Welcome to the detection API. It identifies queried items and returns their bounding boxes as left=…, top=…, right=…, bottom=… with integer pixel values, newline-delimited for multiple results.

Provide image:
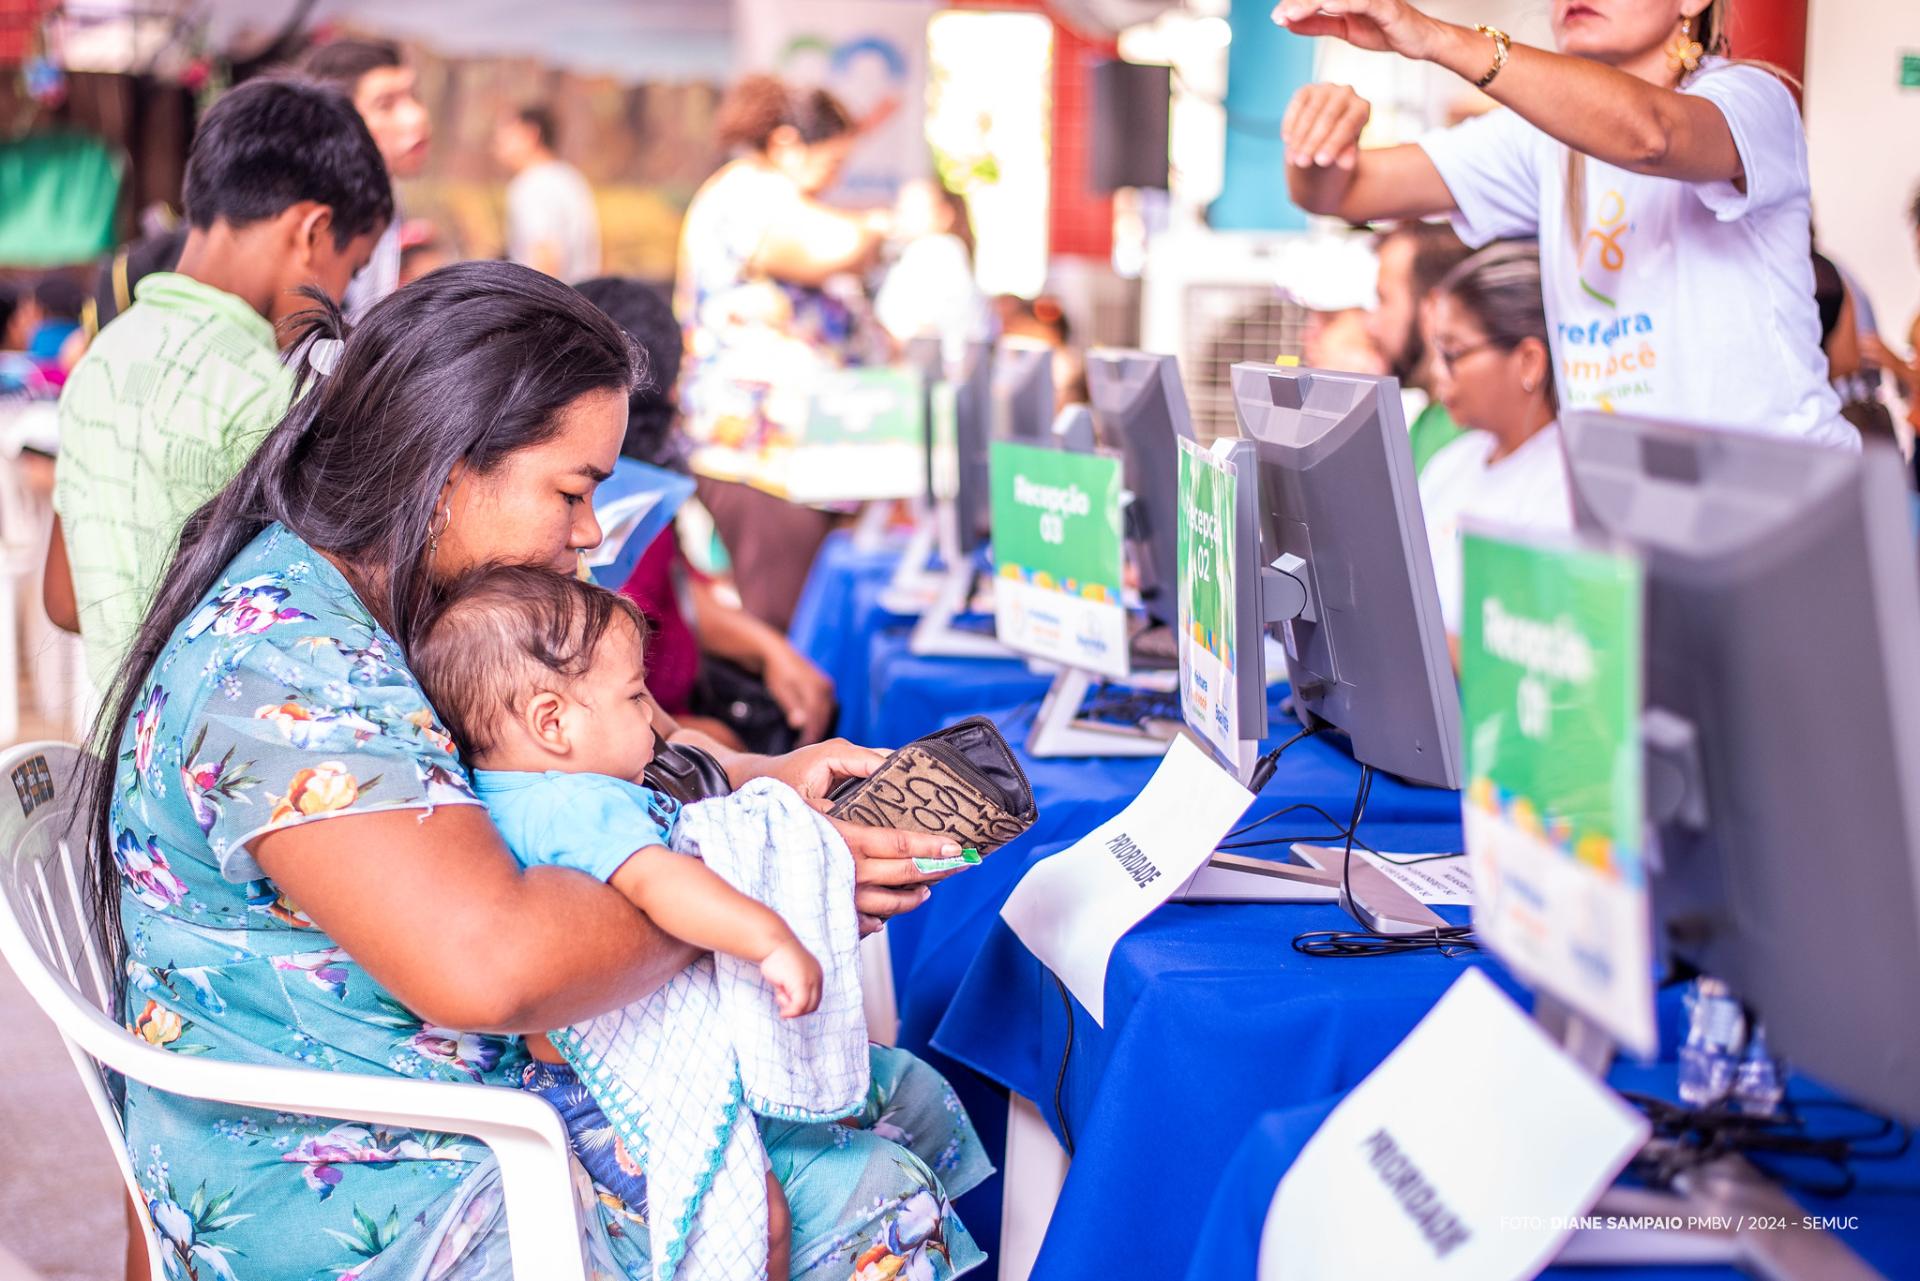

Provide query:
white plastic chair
left=0, top=741, right=593, bottom=1280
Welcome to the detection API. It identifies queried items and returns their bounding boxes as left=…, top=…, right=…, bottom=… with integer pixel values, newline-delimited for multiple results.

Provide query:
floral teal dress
left=115, top=523, right=992, bottom=1280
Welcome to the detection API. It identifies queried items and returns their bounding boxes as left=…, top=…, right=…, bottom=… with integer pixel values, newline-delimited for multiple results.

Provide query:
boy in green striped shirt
left=49, top=77, right=392, bottom=684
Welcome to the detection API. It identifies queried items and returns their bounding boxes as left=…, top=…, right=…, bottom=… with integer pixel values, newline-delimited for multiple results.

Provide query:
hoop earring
left=1667, top=16, right=1703, bottom=75
left=428, top=505, right=452, bottom=555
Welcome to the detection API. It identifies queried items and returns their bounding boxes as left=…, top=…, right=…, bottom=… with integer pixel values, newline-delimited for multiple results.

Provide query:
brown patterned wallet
left=826, top=716, right=1038, bottom=853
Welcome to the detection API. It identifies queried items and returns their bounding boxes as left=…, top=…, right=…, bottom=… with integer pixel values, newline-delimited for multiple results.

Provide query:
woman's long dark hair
left=78, top=260, right=640, bottom=972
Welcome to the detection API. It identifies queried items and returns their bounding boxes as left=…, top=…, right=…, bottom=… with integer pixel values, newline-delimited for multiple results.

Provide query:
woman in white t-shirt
left=1274, top=0, right=1853, bottom=448
left=1416, top=242, right=1573, bottom=638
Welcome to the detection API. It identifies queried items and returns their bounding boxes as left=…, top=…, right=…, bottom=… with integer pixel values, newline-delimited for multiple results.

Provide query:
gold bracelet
left=1473, top=23, right=1511, bottom=89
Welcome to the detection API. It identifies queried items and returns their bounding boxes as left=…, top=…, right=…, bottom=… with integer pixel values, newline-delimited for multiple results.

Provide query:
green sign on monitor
left=1459, top=526, right=1656, bottom=1057
left=989, top=440, right=1128, bottom=677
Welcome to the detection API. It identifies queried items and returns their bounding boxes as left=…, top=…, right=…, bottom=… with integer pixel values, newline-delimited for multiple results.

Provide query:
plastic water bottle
left=1732, top=1022, right=1786, bottom=1117
left=1678, top=977, right=1745, bottom=1107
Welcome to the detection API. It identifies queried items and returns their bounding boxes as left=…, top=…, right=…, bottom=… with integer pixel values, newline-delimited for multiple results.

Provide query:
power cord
left=1051, top=971, right=1077, bottom=1158
left=1620, top=1092, right=1913, bottom=1199
left=1291, top=765, right=1482, bottom=958
left=1041, top=721, right=1324, bottom=1154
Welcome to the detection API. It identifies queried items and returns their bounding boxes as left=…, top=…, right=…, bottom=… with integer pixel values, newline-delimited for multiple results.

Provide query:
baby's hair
left=414, top=565, right=649, bottom=758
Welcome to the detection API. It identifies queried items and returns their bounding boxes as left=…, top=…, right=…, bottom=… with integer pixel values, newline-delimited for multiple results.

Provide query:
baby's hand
left=761, top=937, right=823, bottom=1018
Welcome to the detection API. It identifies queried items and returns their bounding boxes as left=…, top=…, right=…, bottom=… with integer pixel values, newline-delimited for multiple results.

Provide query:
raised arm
left=251, top=805, right=698, bottom=1034
left=751, top=197, right=890, bottom=288
left=1277, top=0, right=1744, bottom=219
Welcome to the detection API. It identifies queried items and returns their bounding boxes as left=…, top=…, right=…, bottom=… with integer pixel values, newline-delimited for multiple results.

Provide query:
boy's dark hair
left=414, top=564, right=650, bottom=757
left=1910, top=185, right=1920, bottom=233
left=294, top=37, right=403, bottom=93
left=517, top=105, right=558, bottom=151
left=183, top=77, right=393, bottom=248
left=575, top=276, right=684, bottom=468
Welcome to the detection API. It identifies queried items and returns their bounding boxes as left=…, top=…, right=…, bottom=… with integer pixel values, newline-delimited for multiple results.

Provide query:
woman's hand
left=746, top=736, right=883, bottom=801
left=762, top=642, right=837, bottom=744
left=1282, top=83, right=1371, bottom=172
left=1271, top=0, right=1442, bottom=59
left=826, top=816, right=970, bottom=935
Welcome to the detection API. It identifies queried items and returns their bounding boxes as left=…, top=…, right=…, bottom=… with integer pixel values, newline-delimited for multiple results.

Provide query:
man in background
left=296, top=36, right=431, bottom=317
left=1369, top=222, right=1474, bottom=476
left=494, top=104, right=602, bottom=283
left=48, top=77, right=391, bottom=681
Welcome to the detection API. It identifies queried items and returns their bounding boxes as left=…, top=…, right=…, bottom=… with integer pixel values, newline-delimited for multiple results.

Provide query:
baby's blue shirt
left=471, top=769, right=683, bottom=883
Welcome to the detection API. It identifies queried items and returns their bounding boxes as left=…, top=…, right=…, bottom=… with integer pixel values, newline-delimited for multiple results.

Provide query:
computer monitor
left=1565, top=411, right=1920, bottom=1124
left=992, top=338, right=1054, bottom=443
left=1227, top=362, right=1463, bottom=791
left=951, top=340, right=994, bottom=554
left=1086, top=350, right=1197, bottom=630
left=905, top=336, right=944, bottom=504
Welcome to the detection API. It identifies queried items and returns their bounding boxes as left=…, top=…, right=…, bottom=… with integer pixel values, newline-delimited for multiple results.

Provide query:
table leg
left=1000, top=1093, right=1069, bottom=1281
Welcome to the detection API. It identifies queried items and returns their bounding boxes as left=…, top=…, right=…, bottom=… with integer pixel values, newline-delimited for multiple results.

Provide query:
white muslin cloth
left=549, top=778, right=869, bottom=1281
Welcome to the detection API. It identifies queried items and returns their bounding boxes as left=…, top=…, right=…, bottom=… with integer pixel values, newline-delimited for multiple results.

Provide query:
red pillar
left=1723, top=0, right=1809, bottom=95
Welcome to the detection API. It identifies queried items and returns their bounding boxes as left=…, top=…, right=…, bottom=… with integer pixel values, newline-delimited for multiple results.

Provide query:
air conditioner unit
left=1140, top=230, right=1312, bottom=441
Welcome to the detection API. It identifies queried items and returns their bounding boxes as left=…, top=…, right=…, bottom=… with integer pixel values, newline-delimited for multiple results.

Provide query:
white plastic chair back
left=0, top=741, right=592, bottom=1279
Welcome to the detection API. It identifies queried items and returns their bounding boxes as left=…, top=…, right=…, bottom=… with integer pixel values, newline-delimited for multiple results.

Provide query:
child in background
left=412, top=564, right=828, bottom=1279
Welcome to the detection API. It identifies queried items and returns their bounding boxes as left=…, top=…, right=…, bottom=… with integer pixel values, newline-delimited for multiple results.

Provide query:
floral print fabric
left=114, top=523, right=991, bottom=1280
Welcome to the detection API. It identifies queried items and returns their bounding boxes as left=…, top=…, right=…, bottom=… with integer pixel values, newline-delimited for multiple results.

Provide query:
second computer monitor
left=1566, top=412, right=1920, bottom=1123
left=951, top=340, right=995, bottom=554
left=1229, top=362, right=1463, bottom=790
left=1086, top=350, right=1196, bottom=630
left=992, top=338, right=1055, bottom=444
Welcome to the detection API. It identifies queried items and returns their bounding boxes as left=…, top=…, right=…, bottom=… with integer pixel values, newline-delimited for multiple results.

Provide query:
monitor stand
left=1026, top=667, right=1180, bottom=759
left=909, top=561, right=1012, bottom=659
left=1539, top=1001, right=1878, bottom=1280
left=848, top=499, right=897, bottom=554
left=1171, top=843, right=1449, bottom=936
left=878, top=505, right=945, bottom=616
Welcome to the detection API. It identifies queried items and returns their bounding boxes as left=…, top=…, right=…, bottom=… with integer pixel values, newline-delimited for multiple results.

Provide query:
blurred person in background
left=17, top=276, right=87, bottom=370
left=994, top=292, right=1086, bottom=408
left=874, top=178, right=991, bottom=360
left=46, top=76, right=391, bottom=682
left=397, top=218, right=454, bottom=285
left=1278, top=0, right=1855, bottom=449
left=296, top=36, right=432, bottom=318
left=1416, top=242, right=1570, bottom=644
left=88, top=226, right=190, bottom=337
left=1863, top=188, right=1920, bottom=440
left=677, top=73, right=889, bottom=630
left=1371, top=221, right=1474, bottom=473
left=495, top=104, right=602, bottom=284
left=577, top=275, right=838, bottom=751
left=1811, top=244, right=1897, bottom=441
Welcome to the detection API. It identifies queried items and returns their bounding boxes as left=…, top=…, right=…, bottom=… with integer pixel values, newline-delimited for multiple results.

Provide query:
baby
left=413, top=564, right=821, bottom=1278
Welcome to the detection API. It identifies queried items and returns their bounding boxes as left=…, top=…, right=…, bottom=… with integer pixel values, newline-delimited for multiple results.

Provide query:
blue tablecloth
left=930, top=824, right=1505, bottom=1281
left=1189, top=1064, right=1920, bottom=1280
left=786, top=531, right=914, bottom=745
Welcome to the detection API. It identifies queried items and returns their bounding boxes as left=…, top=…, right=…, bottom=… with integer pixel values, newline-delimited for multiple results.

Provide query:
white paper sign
left=1000, top=734, right=1253, bottom=1024
left=1258, top=970, right=1649, bottom=1281
left=1291, top=845, right=1474, bottom=906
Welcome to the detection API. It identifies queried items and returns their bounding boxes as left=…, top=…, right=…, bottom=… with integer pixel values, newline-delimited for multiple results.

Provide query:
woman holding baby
left=82, top=261, right=990, bottom=1280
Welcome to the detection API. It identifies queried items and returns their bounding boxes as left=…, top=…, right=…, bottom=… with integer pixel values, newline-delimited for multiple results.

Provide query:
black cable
left=1051, top=970, right=1077, bottom=1158
left=1291, top=765, right=1483, bottom=958
left=1247, top=723, right=1322, bottom=792
left=1619, top=1092, right=1913, bottom=1199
